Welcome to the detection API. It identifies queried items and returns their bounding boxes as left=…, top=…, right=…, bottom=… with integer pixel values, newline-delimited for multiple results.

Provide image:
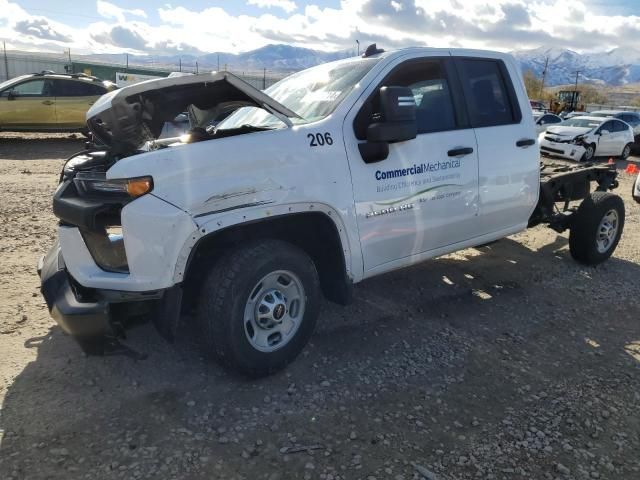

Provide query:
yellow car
left=0, top=71, right=116, bottom=133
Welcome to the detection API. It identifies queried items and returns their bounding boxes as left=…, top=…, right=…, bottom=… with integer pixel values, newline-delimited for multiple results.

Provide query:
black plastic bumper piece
left=52, top=180, right=123, bottom=231
left=39, top=241, right=111, bottom=337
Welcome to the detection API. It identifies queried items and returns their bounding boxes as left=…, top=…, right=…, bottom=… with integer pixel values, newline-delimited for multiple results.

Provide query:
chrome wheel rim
left=243, top=270, right=305, bottom=352
left=622, top=145, right=630, bottom=158
left=596, top=209, right=619, bottom=254
left=585, top=146, right=594, bottom=160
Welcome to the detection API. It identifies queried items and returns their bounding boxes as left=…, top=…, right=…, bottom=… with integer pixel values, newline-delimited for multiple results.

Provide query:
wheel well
left=182, top=212, right=353, bottom=308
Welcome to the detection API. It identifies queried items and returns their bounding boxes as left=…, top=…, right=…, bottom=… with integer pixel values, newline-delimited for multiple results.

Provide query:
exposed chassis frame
left=528, top=161, right=619, bottom=232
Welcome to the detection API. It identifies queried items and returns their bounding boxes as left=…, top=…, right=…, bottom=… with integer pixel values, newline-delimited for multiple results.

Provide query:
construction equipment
left=550, top=90, right=584, bottom=116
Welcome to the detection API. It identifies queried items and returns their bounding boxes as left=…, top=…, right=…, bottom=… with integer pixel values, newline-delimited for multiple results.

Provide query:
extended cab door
left=0, top=79, right=56, bottom=128
left=344, top=56, right=480, bottom=273
left=452, top=53, right=539, bottom=236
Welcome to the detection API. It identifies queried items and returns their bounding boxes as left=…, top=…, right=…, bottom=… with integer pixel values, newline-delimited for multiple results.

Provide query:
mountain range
left=80, top=44, right=640, bottom=87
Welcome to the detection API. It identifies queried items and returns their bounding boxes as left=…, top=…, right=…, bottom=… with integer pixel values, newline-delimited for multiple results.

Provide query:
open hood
left=86, top=72, right=299, bottom=154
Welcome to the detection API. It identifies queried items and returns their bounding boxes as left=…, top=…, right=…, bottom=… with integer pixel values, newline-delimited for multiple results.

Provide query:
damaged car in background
left=539, top=116, right=634, bottom=162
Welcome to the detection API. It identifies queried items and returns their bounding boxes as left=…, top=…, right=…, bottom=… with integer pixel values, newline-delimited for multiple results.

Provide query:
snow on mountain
left=512, top=46, right=640, bottom=86
left=82, top=43, right=640, bottom=87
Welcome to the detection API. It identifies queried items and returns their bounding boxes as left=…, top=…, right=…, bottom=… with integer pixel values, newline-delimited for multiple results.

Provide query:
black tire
left=569, top=192, right=624, bottom=265
left=620, top=143, right=632, bottom=160
left=197, top=239, right=320, bottom=377
left=580, top=143, right=596, bottom=162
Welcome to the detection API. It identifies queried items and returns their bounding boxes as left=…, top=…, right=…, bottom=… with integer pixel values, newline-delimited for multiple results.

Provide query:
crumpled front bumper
left=38, top=240, right=111, bottom=338
left=539, top=138, right=585, bottom=161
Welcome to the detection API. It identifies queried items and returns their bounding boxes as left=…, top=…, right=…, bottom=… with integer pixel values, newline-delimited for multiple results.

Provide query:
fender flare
left=172, top=202, right=359, bottom=284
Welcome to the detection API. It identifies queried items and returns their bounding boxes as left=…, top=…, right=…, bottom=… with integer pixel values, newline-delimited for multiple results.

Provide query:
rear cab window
left=454, top=58, right=522, bottom=128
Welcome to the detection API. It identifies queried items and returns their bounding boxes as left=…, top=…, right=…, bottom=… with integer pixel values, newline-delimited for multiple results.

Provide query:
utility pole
left=196, top=61, right=199, bottom=74
left=3, top=41, right=9, bottom=81
left=67, top=48, right=72, bottom=73
left=125, top=53, right=129, bottom=71
left=573, top=70, right=581, bottom=110
left=263, top=67, right=266, bottom=90
left=217, top=54, right=220, bottom=72
left=538, top=56, right=548, bottom=100
left=356, top=39, right=360, bottom=56
left=179, top=58, right=182, bottom=72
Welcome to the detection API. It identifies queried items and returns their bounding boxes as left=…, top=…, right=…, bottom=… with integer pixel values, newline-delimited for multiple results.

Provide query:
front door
left=596, top=120, right=616, bottom=156
left=344, top=58, right=480, bottom=273
left=0, top=79, right=56, bottom=128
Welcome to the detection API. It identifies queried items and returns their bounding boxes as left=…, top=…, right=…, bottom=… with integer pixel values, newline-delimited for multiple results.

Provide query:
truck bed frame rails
left=528, top=161, right=619, bottom=232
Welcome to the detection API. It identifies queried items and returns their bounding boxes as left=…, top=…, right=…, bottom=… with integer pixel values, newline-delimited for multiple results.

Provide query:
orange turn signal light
left=126, top=176, right=153, bottom=197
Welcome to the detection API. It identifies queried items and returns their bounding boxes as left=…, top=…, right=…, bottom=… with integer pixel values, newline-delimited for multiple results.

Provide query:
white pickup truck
left=39, top=45, right=625, bottom=376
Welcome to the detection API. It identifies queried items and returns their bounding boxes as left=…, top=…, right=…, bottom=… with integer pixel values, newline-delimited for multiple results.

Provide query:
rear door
left=344, top=55, right=480, bottom=273
left=0, top=79, right=56, bottom=128
left=52, top=79, right=106, bottom=128
left=453, top=53, right=539, bottom=236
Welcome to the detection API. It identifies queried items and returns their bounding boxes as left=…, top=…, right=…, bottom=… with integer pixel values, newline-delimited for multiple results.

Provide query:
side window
left=54, top=79, right=106, bottom=97
left=353, top=59, right=457, bottom=139
left=5, top=80, right=48, bottom=97
left=539, top=114, right=560, bottom=125
left=612, top=120, right=628, bottom=132
left=456, top=58, right=520, bottom=128
left=599, top=121, right=614, bottom=133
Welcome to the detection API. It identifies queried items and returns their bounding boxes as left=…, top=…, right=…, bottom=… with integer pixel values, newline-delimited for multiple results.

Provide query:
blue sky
left=2, top=1, right=640, bottom=55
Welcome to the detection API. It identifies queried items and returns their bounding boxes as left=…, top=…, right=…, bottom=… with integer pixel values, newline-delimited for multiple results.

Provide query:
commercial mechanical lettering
left=375, top=159, right=461, bottom=181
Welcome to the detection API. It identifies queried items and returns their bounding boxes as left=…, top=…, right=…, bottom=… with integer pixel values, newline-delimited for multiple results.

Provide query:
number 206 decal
left=308, top=132, right=333, bottom=147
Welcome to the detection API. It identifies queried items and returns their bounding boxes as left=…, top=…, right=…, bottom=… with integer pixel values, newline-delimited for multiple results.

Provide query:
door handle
left=516, top=138, right=536, bottom=147
left=42, top=100, right=54, bottom=105
left=447, top=147, right=474, bottom=157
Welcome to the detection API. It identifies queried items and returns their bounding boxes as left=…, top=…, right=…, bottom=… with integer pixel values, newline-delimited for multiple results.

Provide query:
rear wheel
left=197, top=239, right=320, bottom=377
left=569, top=192, right=624, bottom=265
left=620, top=143, right=632, bottom=160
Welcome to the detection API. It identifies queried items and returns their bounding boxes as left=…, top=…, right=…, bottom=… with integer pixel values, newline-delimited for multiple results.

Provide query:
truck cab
left=39, top=47, right=621, bottom=376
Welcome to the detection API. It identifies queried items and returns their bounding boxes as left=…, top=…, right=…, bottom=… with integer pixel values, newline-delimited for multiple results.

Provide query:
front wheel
left=197, top=239, right=320, bottom=377
left=581, top=143, right=596, bottom=162
left=569, top=192, right=625, bottom=265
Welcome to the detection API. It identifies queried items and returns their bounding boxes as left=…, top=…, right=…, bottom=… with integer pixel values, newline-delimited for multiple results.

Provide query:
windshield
left=217, top=57, right=380, bottom=130
left=562, top=118, right=602, bottom=128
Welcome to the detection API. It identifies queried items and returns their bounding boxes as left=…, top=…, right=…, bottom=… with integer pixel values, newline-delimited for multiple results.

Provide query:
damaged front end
left=85, top=71, right=300, bottom=155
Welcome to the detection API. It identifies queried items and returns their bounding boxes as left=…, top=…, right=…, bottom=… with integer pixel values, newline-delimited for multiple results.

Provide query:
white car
left=539, top=116, right=634, bottom=161
left=533, top=112, right=562, bottom=134
left=634, top=172, right=640, bottom=203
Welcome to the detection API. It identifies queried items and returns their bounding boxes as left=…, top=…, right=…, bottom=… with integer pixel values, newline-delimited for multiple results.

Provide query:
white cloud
left=247, top=0, right=298, bottom=14
left=96, top=0, right=147, bottom=23
left=0, top=0, right=639, bottom=57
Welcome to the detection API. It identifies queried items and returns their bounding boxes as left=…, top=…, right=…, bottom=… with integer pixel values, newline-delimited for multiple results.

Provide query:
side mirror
left=7, top=90, right=16, bottom=100
left=359, top=86, right=417, bottom=164
left=367, top=86, right=417, bottom=143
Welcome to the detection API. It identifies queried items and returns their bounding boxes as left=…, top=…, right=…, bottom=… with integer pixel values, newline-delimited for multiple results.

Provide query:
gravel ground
left=0, top=133, right=639, bottom=480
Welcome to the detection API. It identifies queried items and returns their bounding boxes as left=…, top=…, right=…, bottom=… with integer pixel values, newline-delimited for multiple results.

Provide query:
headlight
left=73, top=172, right=153, bottom=199
left=571, top=135, right=585, bottom=145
